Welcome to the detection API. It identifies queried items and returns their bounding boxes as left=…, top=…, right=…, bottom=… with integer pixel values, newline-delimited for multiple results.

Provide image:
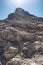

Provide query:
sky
left=0, top=0, right=43, bottom=20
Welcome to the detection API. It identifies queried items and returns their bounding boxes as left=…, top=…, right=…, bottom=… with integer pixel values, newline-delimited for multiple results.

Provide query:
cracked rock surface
left=0, top=8, right=43, bottom=65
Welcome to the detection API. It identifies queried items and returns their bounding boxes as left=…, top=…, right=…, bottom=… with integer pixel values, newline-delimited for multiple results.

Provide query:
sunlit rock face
left=15, top=8, right=30, bottom=17
left=0, top=8, right=43, bottom=65
left=15, top=8, right=25, bottom=16
left=6, top=58, right=42, bottom=65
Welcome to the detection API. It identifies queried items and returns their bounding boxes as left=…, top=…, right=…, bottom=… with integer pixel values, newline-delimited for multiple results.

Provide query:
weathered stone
left=22, top=42, right=35, bottom=58
left=6, top=58, right=42, bottom=65
left=6, top=58, right=22, bottom=65
left=3, top=47, right=18, bottom=60
left=0, top=8, right=43, bottom=65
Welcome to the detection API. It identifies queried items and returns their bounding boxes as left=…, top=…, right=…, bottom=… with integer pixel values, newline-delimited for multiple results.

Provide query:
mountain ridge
left=0, top=8, right=43, bottom=22
left=0, top=8, right=43, bottom=65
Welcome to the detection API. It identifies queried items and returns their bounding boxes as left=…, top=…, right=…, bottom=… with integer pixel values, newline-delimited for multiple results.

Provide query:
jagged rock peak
left=15, top=8, right=25, bottom=13
left=15, top=8, right=26, bottom=15
left=7, top=8, right=43, bottom=21
left=8, top=8, right=30, bottom=20
left=15, top=8, right=30, bottom=16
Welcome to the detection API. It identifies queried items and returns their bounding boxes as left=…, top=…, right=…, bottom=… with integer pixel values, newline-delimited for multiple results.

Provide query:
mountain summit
left=8, top=8, right=30, bottom=20
left=0, top=8, right=43, bottom=65
left=7, top=8, right=43, bottom=22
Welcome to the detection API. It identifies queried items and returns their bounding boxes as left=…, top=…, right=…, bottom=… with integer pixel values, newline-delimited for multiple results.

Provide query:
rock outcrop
left=0, top=8, right=43, bottom=65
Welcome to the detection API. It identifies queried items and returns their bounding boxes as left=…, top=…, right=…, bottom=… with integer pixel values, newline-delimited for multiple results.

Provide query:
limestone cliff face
left=0, top=8, right=43, bottom=65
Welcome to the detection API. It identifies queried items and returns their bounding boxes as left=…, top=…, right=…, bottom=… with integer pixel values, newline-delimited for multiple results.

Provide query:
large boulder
left=34, top=41, right=43, bottom=54
left=1, top=27, right=36, bottom=42
left=3, top=47, right=18, bottom=60
left=1, top=28, right=22, bottom=42
left=21, top=42, right=35, bottom=58
left=32, top=54, right=43, bottom=65
left=36, top=35, right=43, bottom=42
left=6, top=58, right=22, bottom=65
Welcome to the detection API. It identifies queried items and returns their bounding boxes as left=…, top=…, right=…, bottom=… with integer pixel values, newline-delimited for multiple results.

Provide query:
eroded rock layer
left=0, top=8, right=43, bottom=65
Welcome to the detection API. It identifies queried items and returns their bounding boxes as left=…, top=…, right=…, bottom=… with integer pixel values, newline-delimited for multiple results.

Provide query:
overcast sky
left=0, top=0, right=43, bottom=20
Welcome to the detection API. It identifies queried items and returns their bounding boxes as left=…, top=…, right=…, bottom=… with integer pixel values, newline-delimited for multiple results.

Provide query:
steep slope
left=0, top=8, right=43, bottom=65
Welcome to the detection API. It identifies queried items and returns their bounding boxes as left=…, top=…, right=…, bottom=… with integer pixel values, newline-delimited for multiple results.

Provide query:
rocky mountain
left=0, top=8, right=43, bottom=65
